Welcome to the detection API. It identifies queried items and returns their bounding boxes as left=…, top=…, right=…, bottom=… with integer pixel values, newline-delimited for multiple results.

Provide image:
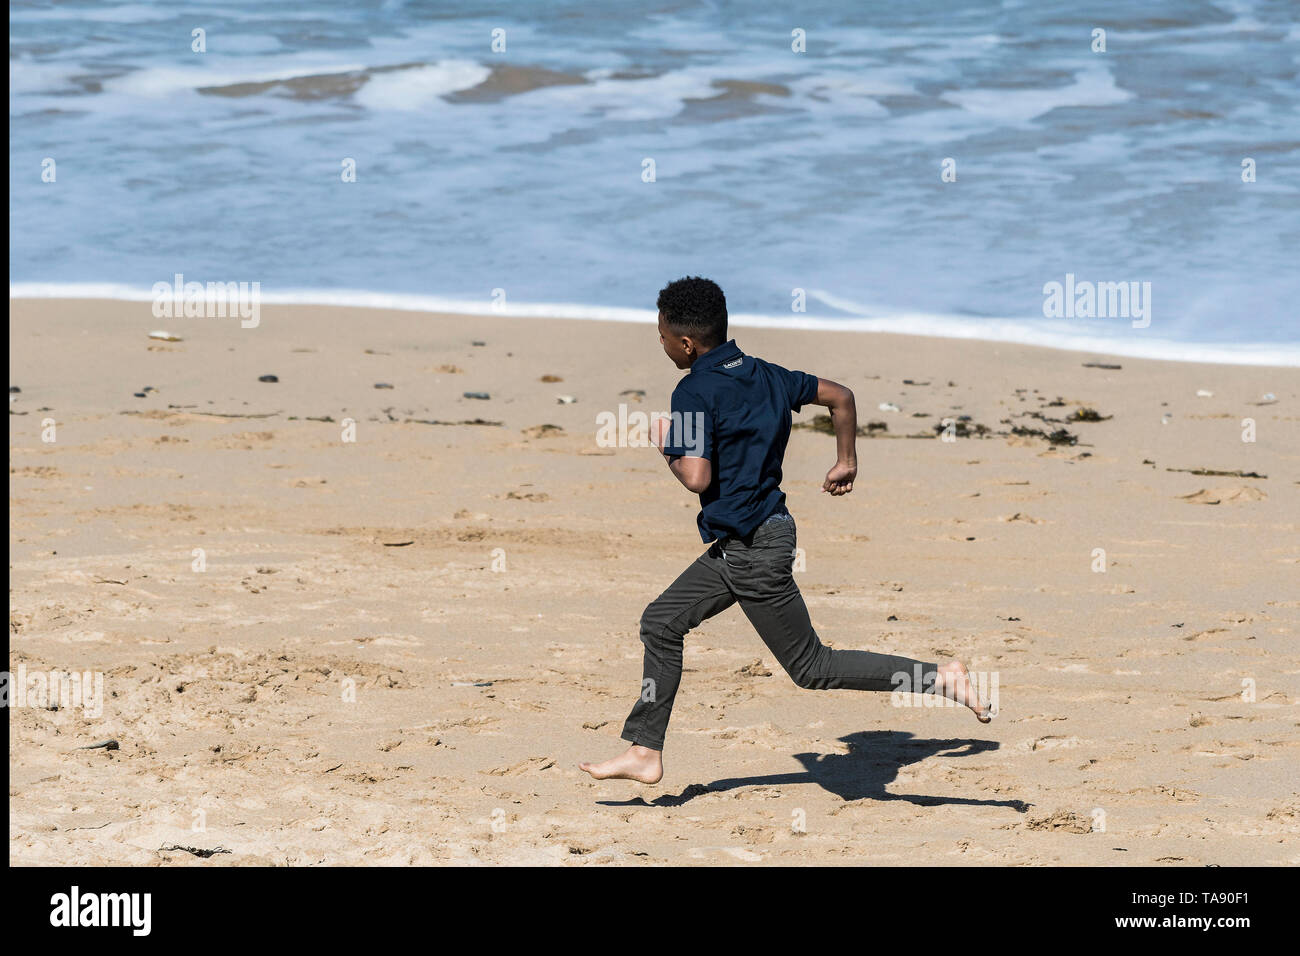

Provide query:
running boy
left=580, top=277, right=993, bottom=785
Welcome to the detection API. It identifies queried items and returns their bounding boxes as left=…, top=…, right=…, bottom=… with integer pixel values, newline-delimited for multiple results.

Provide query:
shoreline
left=10, top=289, right=1300, bottom=369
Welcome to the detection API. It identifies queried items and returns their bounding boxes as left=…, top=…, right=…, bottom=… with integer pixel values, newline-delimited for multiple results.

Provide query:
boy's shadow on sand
left=599, top=730, right=1028, bottom=812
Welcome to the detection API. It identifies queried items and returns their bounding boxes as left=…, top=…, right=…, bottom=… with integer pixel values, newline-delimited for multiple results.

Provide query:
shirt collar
left=690, top=339, right=742, bottom=373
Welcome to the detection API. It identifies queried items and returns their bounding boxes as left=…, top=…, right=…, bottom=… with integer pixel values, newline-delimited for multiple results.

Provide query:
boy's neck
left=688, top=340, right=721, bottom=368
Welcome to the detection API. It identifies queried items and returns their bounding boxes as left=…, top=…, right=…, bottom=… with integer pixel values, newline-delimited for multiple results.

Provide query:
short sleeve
left=784, top=368, right=819, bottom=412
left=662, top=382, right=713, bottom=460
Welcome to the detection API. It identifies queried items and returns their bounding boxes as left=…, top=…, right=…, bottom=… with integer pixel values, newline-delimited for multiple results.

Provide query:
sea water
left=9, top=0, right=1300, bottom=364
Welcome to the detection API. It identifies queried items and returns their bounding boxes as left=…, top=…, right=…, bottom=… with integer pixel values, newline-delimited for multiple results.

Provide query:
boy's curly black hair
left=657, top=276, right=728, bottom=348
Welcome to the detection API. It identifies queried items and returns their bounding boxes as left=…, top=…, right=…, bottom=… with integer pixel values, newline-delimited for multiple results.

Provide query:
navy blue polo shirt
left=661, top=339, right=819, bottom=543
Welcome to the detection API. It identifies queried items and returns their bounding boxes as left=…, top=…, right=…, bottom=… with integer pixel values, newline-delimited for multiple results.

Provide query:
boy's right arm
left=655, top=384, right=714, bottom=494
left=810, top=377, right=857, bottom=496
left=653, top=415, right=712, bottom=493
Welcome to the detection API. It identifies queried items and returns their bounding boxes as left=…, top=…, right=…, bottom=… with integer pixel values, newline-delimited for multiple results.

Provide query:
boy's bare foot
left=934, top=660, right=995, bottom=723
left=579, top=744, right=663, bottom=784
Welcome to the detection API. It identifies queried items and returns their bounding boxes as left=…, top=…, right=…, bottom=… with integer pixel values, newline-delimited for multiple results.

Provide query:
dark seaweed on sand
left=1011, top=425, right=1078, bottom=445
left=1166, top=467, right=1267, bottom=479
left=405, top=417, right=503, bottom=426
left=1069, top=407, right=1111, bottom=422
left=159, top=844, right=232, bottom=858
left=793, top=413, right=887, bottom=437
left=932, top=420, right=990, bottom=438
left=792, top=414, right=835, bottom=434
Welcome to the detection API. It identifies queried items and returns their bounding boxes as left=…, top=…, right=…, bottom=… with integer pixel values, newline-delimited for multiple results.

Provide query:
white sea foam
left=104, top=62, right=372, bottom=98
left=351, top=61, right=492, bottom=111
left=523, top=68, right=721, bottom=121
left=790, top=70, right=918, bottom=100
left=9, top=60, right=82, bottom=95
left=941, top=64, right=1133, bottom=123
left=12, top=283, right=1297, bottom=367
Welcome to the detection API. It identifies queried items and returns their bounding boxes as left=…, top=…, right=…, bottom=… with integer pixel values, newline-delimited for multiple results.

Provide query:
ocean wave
left=9, top=3, right=172, bottom=24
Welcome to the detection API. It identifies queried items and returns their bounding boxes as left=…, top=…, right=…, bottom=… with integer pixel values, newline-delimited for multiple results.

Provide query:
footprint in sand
left=482, top=756, right=555, bottom=776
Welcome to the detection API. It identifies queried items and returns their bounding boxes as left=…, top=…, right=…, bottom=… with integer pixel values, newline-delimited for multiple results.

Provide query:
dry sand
left=8, top=297, right=1299, bottom=865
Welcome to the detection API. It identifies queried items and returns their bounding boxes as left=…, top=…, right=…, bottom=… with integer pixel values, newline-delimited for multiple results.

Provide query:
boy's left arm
left=809, top=377, right=857, bottom=495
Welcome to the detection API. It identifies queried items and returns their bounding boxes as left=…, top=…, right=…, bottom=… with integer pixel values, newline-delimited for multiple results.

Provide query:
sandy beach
left=8, top=296, right=1298, bottom=866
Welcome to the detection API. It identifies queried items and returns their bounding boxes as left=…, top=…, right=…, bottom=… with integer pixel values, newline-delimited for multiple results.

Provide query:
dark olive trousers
left=621, top=512, right=939, bottom=750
